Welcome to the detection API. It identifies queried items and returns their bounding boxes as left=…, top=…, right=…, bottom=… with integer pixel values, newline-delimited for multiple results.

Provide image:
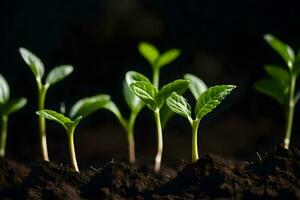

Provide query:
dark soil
left=1, top=145, right=300, bottom=199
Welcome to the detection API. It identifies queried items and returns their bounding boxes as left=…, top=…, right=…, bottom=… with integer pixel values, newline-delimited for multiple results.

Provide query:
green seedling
left=130, top=78, right=189, bottom=172
left=167, top=74, right=236, bottom=162
left=139, top=42, right=182, bottom=129
left=0, top=74, right=27, bottom=157
left=36, top=94, right=110, bottom=171
left=94, top=71, right=149, bottom=164
left=19, top=48, right=73, bottom=161
left=254, top=34, right=300, bottom=149
left=36, top=110, right=82, bottom=172
left=138, top=42, right=181, bottom=88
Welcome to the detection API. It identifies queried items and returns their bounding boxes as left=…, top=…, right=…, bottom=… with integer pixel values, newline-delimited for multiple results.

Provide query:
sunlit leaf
left=36, top=109, right=71, bottom=130
left=166, top=92, right=192, bottom=121
left=69, top=94, right=111, bottom=118
left=19, top=47, right=45, bottom=79
left=46, top=65, right=73, bottom=86
left=130, top=81, right=158, bottom=110
left=264, top=34, right=294, bottom=68
left=156, top=49, right=181, bottom=69
left=184, top=73, right=207, bottom=99
left=0, top=74, right=10, bottom=104
left=156, top=79, right=189, bottom=108
left=138, top=42, right=160, bottom=66
left=195, top=85, right=236, bottom=120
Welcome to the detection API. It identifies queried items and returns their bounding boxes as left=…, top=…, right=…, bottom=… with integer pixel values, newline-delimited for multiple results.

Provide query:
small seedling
left=36, top=110, right=82, bottom=172
left=37, top=94, right=109, bottom=171
left=95, top=71, right=149, bottom=164
left=167, top=74, right=236, bottom=162
left=130, top=77, right=189, bottom=172
left=19, top=47, right=73, bottom=161
left=0, top=74, right=27, bottom=157
left=139, top=42, right=182, bottom=128
left=254, top=34, right=300, bottom=149
left=138, top=42, right=181, bottom=88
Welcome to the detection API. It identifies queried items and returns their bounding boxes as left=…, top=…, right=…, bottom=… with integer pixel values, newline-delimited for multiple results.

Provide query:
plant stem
left=68, top=128, right=79, bottom=172
left=154, top=109, right=163, bottom=173
left=127, top=112, right=137, bottom=164
left=38, top=84, right=49, bottom=161
left=284, top=74, right=296, bottom=149
left=0, top=115, right=8, bottom=157
left=191, top=119, right=200, bottom=163
left=152, top=68, right=160, bottom=88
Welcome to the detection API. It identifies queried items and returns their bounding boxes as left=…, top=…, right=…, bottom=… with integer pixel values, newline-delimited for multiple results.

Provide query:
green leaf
left=254, top=79, right=286, bottom=105
left=166, top=92, right=192, bottom=121
left=130, top=81, right=158, bottom=110
left=103, top=101, right=124, bottom=123
left=138, top=42, right=160, bottom=66
left=264, top=34, right=295, bottom=68
left=156, top=49, right=181, bottom=69
left=122, top=81, right=140, bottom=111
left=46, top=65, right=74, bottom=86
left=125, top=71, right=150, bottom=85
left=160, top=104, right=173, bottom=129
left=0, top=74, right=10, bottom=104
left=2, top=98, right=27, bottom=115
left=195, top=85, right=236, bottom=120
left=36, top=109, right=72, bottom=130
left=69, top=94, right=111, bottom=118
left=184, top=73, right=207, bottom=99
left=264, top=65, right=289, bottom=84
left=156, top=79, right=189, bottom=108
left=19, top=47, right=45, bottom=79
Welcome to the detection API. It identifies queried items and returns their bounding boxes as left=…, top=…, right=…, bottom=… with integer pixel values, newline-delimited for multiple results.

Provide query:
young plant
left=36, top=94, right=110, bottom=171
left=138, top=42, right=181, bottom=88
left=19, top=48, right=73, bottom=161
left=0, top=74, right=27, bottom=157
left=130, top=78, right=189, bottom=172
left=254, top=34, right=300, bottom=149
left=167, top=74, right=236, bottom=162
left=94, top=71, right=149, bottom=164
left=36, top=110, right=82, bottom=172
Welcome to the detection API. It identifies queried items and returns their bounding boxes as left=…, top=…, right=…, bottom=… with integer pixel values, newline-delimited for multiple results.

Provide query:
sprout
left=254, top=34, right=300, bottom=149
left=19, top=47, right=73, bottom=161
left=0, top=74, right=27, bottom=157
left=167, top=74, right=236, bottom=162
left=36, top=94, right=110, bottom=171
left=130, top=77, right=189, bottom=172
left=36, top=110, right=82, bottom=172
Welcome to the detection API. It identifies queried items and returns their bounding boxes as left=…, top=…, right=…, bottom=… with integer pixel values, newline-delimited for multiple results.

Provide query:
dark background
left=1, top=0, right=300, bottom=169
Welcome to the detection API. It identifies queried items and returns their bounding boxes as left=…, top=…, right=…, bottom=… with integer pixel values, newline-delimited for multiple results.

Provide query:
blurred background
left=1, top=0, right=300, bottom=169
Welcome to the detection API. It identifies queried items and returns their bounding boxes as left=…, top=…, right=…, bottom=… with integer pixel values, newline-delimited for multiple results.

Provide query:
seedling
left=130, top=78, right=189, bottom=172
left=139, top=42, right=182, bottom=128
left=254, top=34, right=300, bottom=149
left=138, top=42, right=181, bottom=88
left=0, top=74, right=27, bottom=157
left=36, top=110, right=82, bottom=172
left=35, top=94, right=110, bottom=171
left=19, top=48, right=73, bottom=161
left=167, top=74, right=236, bottom=162
left=88, top=71, right=150, bottom=164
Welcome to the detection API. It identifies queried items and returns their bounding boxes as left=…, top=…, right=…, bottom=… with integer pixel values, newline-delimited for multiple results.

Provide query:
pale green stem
left=152, top=68, right=160, bottom=89
left=38, top=82, right=49, bottom=161
left=191, top=119, right=200, bottom=163
left=154, top=109, right=163, bottom=173
left=284, top=74, right=296, bottom=149
left=0, top=115, right=8, bottom=157
left=126, top=112, right=137, bottom=164
left=68, top=128, right=79, bottom=172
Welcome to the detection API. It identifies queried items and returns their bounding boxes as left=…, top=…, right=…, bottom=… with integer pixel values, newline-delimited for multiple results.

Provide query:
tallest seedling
left=255, top=34, right=300, bottom=149
left=19, top=48, right=73, bottom=160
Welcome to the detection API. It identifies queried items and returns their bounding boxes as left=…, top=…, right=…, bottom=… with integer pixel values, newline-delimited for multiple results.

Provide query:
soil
left=0, top=145, right=300, bottom=200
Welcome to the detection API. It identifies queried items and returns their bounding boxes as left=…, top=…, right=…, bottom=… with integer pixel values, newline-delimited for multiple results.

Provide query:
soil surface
left=1, top=145, right=300, bottom=199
